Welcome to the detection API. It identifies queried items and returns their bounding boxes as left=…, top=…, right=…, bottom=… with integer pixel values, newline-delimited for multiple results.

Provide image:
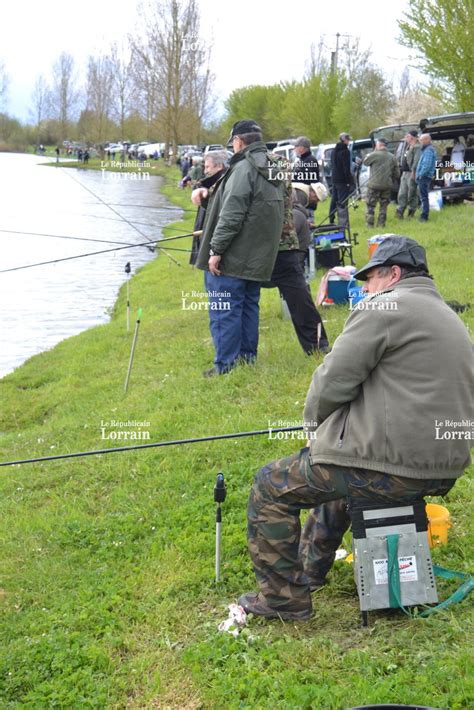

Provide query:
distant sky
left=3, top=0, right=421, bottom=123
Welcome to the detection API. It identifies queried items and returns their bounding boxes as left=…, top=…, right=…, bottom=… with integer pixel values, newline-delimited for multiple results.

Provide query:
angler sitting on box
left=238, top=235, right=473, bottom=620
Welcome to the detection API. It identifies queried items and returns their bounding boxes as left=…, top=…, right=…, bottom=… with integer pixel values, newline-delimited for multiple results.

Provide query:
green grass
left=0, top=165, right=472, bottom=709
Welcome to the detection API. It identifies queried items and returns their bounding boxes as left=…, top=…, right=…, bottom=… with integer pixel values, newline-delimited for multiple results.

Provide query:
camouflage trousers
left=365, top=187, right=391, bottom=227
left=247, top=447, right=455, bottom=611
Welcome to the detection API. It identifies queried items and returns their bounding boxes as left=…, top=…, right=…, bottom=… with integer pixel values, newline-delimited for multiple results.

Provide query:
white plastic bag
left=428, top=190, right=443, bottom=211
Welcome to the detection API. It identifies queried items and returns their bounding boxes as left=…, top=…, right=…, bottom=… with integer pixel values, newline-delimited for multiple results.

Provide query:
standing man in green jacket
left=396, top=131, right=421, bottom=219
left=238, top=236, right=472, bottom=620
left=194, top=120, right=284, bottom=376
left=363, top=138, right=400, bottom=227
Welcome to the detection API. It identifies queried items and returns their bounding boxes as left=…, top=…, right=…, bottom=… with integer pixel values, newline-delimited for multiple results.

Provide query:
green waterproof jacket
left=304, top=277, right=473, bottom=480
left=195, top=141, right=285, bottom=281
left=364, top=148, right=400, bottom=191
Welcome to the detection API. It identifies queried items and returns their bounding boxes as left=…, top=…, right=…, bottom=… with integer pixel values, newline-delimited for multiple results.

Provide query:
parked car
left=314, top=143, right=335, bottom=189
left=271, top=143, right=295, bottom=162
left=420, top=112, right=474, bottom=203
left=351, top=138, right=373, bottom=198
left=371, top=113, right=474, bottom=203
left=204, top=144, right=226, bottom=154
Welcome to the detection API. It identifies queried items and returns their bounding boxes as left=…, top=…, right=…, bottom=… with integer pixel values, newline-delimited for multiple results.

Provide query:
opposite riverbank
left=0, top=167, right=472, bottom=708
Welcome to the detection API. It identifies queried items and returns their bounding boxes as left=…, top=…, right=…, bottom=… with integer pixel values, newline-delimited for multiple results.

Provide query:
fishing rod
left=62, top=168, right=155, bottom=247
left=0, top=228, right=137, bottom=248
left=0, top=231, right=200, bottom=274
left=106, top=202, right=196, bottom=213
left=61, top=168, right=184, bottom=266
left=0, top=426, right=305, bottom=467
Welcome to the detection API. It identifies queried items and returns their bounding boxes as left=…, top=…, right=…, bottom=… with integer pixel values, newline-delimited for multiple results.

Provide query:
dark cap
left=294, top=136, right=311, bottom=149
left=408, top=129, right=418, bottom=137
left=229, top=119, right=262, bottom=139
left=376, top=137, right=388, bottom=146
left=354, top=235, right=428, bottom=281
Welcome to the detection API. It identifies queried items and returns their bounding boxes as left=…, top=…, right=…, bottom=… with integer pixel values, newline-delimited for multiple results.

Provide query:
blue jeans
left=204, top=272, right=261, bottom=372
left=417, top=176, right=431, bottom=220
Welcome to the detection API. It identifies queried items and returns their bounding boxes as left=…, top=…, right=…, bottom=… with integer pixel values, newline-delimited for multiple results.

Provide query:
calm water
left=0, top=154, right=182, bottom=377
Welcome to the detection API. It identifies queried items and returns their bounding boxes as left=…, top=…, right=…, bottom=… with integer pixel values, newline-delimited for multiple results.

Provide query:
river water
left=0, top=154, right=182, bottom=378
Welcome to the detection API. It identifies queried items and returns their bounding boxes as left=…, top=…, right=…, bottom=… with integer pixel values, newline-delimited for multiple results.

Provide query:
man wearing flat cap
left=238, top=235, right=472, bottom=619
left=194, top=119, right=285, bottom=375
left=292, top=136, right=320, bottom=185
left=363, top=138, right=400, bottom=228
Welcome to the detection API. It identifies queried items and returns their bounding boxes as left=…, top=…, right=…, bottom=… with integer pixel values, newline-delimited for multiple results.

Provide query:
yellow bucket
left=426, top=503, right=451, bottom=547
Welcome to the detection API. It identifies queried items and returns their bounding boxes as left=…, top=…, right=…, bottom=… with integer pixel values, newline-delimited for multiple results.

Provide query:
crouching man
left=238, top=235, right=472, bottom=620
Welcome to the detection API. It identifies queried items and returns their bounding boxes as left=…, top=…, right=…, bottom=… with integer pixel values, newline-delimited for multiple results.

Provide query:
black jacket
left=331, top=142, right=352, bottom=185
left=293, top=150, right=320, bottom=184
left=189, top=168, right=226, bottom=265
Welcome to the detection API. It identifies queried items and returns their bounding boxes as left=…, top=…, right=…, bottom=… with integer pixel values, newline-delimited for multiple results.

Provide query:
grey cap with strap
left=354, top=235, right=429, bottom=281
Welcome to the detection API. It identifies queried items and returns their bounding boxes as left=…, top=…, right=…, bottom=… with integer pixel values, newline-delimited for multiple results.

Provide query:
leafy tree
left=398, top=0, right=474, bottom=110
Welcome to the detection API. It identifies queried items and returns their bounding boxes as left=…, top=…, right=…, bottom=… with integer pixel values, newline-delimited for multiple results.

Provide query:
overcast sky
left=3, top=0, right=419, bottom=122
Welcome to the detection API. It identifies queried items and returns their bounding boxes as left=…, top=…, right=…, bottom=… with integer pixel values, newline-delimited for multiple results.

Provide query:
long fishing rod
left=0, top=426, right=305, bottom=467
left=0, top=231, right=200, bottom=274
left=61, top=168, right=155, bottom=246
left=61, top=168, right=183, bottom=266
left=0, top=228, right=137, bottom=247
left=106, top=203, right=196, bottom=213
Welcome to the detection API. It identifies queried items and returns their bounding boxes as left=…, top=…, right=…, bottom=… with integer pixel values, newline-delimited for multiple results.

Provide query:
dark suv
left=371, top=113, right=474, bottom=203
left=420, top=113, right=474, bottom=203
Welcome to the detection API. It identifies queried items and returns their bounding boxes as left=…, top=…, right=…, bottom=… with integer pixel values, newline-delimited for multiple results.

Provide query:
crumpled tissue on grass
left=218, top=604, right=247, bottom=636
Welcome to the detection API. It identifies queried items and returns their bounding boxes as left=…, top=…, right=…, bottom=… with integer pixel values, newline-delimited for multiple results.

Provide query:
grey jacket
left=195, top=141, right=285, bottom=281
left=304, top=277, right=473, bottom=480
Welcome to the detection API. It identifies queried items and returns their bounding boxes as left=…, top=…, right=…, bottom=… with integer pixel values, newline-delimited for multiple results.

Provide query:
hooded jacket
left=195, top=141, right=285, bottom=281
left=304, top=277, right=473, bottom=480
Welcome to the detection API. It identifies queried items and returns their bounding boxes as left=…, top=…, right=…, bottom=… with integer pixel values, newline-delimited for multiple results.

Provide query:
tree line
left=0, top=0, right=471, bottom=153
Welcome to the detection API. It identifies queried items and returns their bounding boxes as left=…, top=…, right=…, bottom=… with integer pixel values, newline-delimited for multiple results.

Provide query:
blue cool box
left=314, top=231, right=345, bottom=245
left=327, top=280, right=350, bottom=304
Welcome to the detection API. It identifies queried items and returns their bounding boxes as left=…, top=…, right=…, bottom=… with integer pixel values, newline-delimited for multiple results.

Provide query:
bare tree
left=0, top=60, right=9, bottom=110
left=399, top=67, right=411, bottom=98
left=50, top=52, right=80, bottom=141
left=85, top=54, right=115, bottom=143
left=305, top=40, right=330, bottom=79
left=29, top=74, right=49, bottom=144
left=129, top=38, right=161, bottom=140
left=131, top=0, right=213, bottom=151
left=110, top=42, right=133, bottom=141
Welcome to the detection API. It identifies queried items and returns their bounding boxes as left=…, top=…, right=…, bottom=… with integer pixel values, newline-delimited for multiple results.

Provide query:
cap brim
left=353, top=257, right=386, bottom=281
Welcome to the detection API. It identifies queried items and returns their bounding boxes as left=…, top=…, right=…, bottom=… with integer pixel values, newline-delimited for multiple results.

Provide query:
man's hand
left=191, top=187, right=208, bottom=206
left=208, top=255, right=222, bottom=275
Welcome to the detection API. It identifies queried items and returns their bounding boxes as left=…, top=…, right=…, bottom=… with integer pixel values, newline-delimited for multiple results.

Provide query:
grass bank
left=0, top=165, right=472, bottom=709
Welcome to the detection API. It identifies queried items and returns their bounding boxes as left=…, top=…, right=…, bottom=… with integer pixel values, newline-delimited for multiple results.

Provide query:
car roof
left=420, top=112, right=474, bottom=129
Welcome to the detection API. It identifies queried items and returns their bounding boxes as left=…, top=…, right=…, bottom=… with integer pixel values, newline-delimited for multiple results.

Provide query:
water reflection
left=0, top=154, right=182, bottom=377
